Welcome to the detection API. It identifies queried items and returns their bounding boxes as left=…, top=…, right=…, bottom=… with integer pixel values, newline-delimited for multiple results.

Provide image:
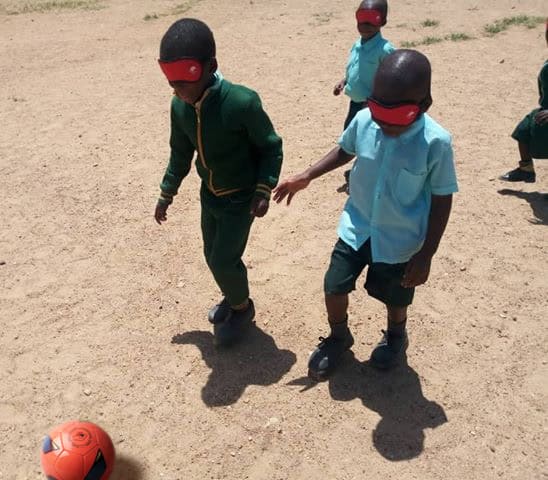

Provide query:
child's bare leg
left=308, top=293, right=354, bottom=381
left=325, top=293, right=349, bottom=324
left=387, top=305, right=407, bottom=327
left=518, top=142, right=534, bottom=166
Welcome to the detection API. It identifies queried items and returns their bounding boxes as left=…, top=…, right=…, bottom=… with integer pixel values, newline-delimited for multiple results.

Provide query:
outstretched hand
left=272, top=172, right=311, bottom=205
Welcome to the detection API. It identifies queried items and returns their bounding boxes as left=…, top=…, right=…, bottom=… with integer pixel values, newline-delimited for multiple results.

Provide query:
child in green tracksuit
left=154, top=18, right=283, bottom=347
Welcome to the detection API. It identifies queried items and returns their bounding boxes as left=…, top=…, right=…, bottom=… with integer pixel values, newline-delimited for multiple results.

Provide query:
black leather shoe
left=307, top=330, right=354, bottom=381
left=500, top=167, right=536, bottom=183
left=208, top=298, right=230, bottom=324
left=213, top=299, right=255, bottom=347
left=369, top=329, right=409, bottom=370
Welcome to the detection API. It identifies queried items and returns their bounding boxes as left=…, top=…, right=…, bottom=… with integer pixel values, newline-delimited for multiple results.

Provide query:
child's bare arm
left=401, top=194, right=453, bottom=288
left=273, top=146, right=354, bottom=205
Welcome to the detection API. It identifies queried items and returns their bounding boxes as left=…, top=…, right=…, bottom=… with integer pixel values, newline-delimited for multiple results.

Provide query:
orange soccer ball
left=40, top=421, right=115, bottom=480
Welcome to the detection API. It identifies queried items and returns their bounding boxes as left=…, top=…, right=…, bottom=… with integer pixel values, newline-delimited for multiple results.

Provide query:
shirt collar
left=358, top=32, right=383, bottom=51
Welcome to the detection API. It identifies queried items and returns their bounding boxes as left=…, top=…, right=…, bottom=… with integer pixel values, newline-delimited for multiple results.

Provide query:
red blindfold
left=355, top=9, right=384, bottom=26
left=367, top=98, right=421, bottom=126
left=158, top=58, right=203, bottom=82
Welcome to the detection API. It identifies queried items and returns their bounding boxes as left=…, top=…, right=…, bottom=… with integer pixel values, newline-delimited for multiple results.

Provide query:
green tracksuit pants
left=200, top=184, right=255, bottom=307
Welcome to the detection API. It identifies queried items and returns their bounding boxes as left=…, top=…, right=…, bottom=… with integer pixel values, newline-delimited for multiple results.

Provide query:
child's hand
left=534, top=110, right=548, bottom=125
left=250, top=196, right=269, bottom=217
left=333, top=79, right=346, bottom=96
left=154, top=202, right=169, bottom=225
left=401, top=252, right=432, bottom=288
left=273, top=173, right=311, bottom=205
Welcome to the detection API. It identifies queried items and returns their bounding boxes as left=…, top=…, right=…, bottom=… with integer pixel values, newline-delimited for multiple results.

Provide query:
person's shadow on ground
left=289, top=353, right=447, bottom=461
left=498, top=189, right=548, bottom=225
left=172, top=325, right=297, bottom=407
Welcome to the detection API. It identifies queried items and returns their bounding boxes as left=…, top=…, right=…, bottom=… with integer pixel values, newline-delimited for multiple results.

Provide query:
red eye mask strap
left=367, top=99, right=421, bottom=126
left=355, top=9, right=383, bottom=26
left=158, top=59, right=203, bottom=82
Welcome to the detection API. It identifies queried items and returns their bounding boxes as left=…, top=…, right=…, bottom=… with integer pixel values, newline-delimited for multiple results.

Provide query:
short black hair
left=359, top=0, right=388, bottom=17
left=159, top=18, right=216, bottom=62
left=377, top=49, right=431, bottom=99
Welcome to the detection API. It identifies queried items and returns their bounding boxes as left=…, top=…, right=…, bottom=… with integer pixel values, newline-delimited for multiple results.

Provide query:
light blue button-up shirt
left=344, top=33, right=395, bottom=103
left=337, top=109, right=458, bottom=264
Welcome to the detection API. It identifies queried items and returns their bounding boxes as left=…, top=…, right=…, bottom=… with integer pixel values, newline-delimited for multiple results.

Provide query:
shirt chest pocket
left=395, top=168, right=427, bottom=206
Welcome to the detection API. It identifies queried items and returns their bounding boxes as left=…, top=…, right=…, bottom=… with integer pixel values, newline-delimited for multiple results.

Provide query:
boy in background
left=334, top=0, right=395, bottom=190
left=500, top=21, right=548, bottom=183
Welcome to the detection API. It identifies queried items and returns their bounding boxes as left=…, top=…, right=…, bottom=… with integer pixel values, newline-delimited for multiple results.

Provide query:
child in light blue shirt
left=333, top=0, right=395, bottom=129
left=275, top=50, right=458, bottom=380
left=333, top=0, right=395, bottom=191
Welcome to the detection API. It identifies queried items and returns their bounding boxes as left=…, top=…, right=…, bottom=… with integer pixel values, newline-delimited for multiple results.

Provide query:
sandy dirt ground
left=1, top=0, right=547, bottom=478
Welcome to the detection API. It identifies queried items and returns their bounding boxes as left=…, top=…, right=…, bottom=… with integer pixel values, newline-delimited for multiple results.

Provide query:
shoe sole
left=500, top=176, right=536, bottom=183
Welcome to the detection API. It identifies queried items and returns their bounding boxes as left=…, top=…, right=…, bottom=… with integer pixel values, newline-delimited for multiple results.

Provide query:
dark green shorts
left=511, top=108, right=548, bottom=159
left=324, top=238, right=415, bottom=307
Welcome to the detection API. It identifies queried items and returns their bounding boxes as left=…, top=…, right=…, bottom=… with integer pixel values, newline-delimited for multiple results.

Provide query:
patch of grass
left=4, top=0, right=101, bottom=14
left=141, top=1, right=201, bottom=21
left=483, top=15, right=545, bottom=36
left=310, top=12, right=333, bottom=26
left=171, top=2, right=196, bottom=15
left=420, top=19, right=439, bottom=27
left=401, top=40, right=419, bottom=48
left=422, top=36, right=443, bottom=45
left=445, top=32, right=474, bottom=42
left=402, top=14, right=543, bottom=46
left=401, top=31, right=474, bottom=48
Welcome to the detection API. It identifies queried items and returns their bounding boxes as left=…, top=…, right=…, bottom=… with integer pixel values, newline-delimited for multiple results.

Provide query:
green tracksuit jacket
left=160, top=76, right=283, bottom=201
